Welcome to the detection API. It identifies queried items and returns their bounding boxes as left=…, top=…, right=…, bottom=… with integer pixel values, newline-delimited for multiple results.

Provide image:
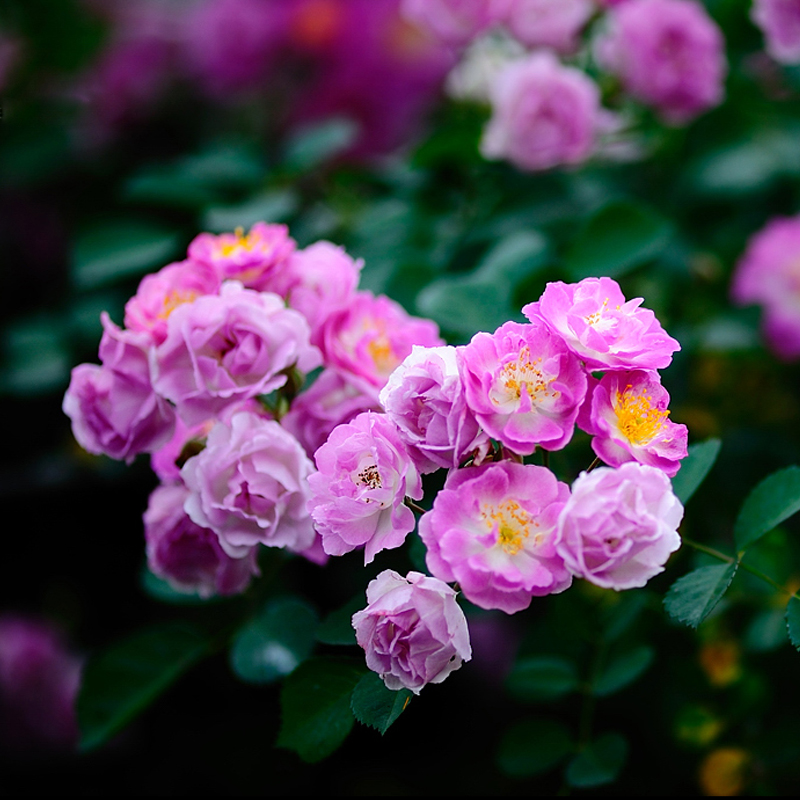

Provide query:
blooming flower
left=379, top=345, right=489, bottom=472
left=401, top=0, right=497, bottom=46
left=459, top=319, right=587, bottom=454
left=498, top=0, right=596, bottom=53
left=308, top=411, right=422, bottom=564
left=181, top=410, right=317, bottom=558
left=144, top=483, right=260, bottom=598
left=352, top=569, right=472, bottom=694
left=555, top=462, right=683, bottom=590
left=751, top=0, right=800, bottom=64
left=420, top=461, right=573, bottom=613
left=480, top=51, right=607, bottom=172
left=579, top=370, right=688, bottom=476
left=529, top=277, right=681, bottom=372
left=730, top=214, right=800, bottom=360
left=595, top=0, right=726, bottom=124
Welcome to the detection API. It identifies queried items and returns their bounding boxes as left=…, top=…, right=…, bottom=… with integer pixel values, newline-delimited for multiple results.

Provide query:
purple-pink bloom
left=308, top=411, right=422, bottom=564
left=459, top=319, right=587, bottom=454
left=555, top=462, right=683, bottom=590
left=153, top=281, right=320, bottom=425
left=580, top=370, right=688, bottom=476
left=63, top=313, right=175, bottom=462
left=530, top=277, right=681, bottom=372
left=752, top=0, right=800, bottom=64
left=595, top=0, right=726, bottom=124
left=731, top=214, right=800, bottom=360
left=145, top=483, right=259, bottom=597
left=181, top=410, right=317, bottom=558
left=497, top=0, right=596, bottom=53
left=480, top=51, right=606, bottom=172
left=352, top=569, right=472, bottom=694
left=420, top=461, right=573, bottom=614
left=379, top=345, right=490, bottom=472
left=401, top=0, right=498, bottom=46
left=187, top=223, right=296, bottom=291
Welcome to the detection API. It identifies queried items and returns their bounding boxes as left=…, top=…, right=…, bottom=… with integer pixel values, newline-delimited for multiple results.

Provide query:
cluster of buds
left=64, top=222, right=688, bottom=695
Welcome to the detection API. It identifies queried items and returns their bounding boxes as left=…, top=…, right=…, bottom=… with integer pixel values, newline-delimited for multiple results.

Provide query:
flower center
left=482, top=499, right=539, bottom=555
left=494, top=346, right=557, bottom=406
left=366, top=331, right=398, bottom=378
left=218, top=227, right=258, bottom=257
left=358, top=463, right=381, bottom=490
left=614, top=384, right=668, bottom=445
left=158, top=289, right=199, bottom=320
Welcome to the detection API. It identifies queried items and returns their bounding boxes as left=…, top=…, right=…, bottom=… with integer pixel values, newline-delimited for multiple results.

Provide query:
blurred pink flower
left=752, top=0, right=800, bottom=64
left=497, top=0, right=596, bottom=53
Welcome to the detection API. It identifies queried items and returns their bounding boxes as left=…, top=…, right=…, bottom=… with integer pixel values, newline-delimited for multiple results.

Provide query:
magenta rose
left=352, top=569, right=472, bottom=694
left=144, top=483, right=260, bottom=598
left=420, top=461, right=573, bottom=614
left=530, top=277, right=681, bottom=372
left=752, top=0, right=800, bottom=64
left=555, top=463, right=683, bottom=590
left=181, top=410, right=317, bottom=558
left=379, top=345, right=489, bottom=472
left=63, top=313, right=175, bottom=462
left=308, top=411, right=422, bottom=564
left=153, top=281, right=321, bottom=425
left=459, top=319, right=587, bottom=454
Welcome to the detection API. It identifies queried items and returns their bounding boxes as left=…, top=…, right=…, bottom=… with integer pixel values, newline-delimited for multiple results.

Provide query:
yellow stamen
left=614, top=384, right=668, bottom=445
left=495, top=346, right=557, bottom=405
left=157, top=289, right=200, bottom=320
left=481, top=499, right=540, bottom=555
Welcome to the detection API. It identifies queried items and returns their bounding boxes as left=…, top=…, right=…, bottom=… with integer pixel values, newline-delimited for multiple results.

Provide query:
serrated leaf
left=593, top=646, right=654, bottom=697
left=671, top=438, right=722, bottom=505
left=77, top=622, right=210, bottom=752
left=496, top=718, right=573, bottom=778
left=351, top=672, right=412, bottom=735
left=663, top=563, right=738, bottom=628
left=230, top=596, right=318, bottom=684
left=785, top=596, right=800, bottom=651
left=566, top=733, right=628, bottom=788
left=565, top=201, right=672, bottom=280
left=734, top=466, right=800, bottom=553
left=277, top=657, right=364, bottom=763
left=507, top=656, right=579, bottom=703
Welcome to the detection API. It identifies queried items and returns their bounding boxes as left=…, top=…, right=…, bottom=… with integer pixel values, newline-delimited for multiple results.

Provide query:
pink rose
left=401, top=0, right=497, bottom=46
left=153, top=281, right=320, bottom=425
left=181, top=411, right=317, bottom=558
left=498, top=0, right=595, bottom=53
left=751, top=0, right=800, bottom=64
left=144, top=483, right=260, bottom=598
left=481, top=51, right=606, bottom=171
left=555, top=463, right=683, bottom=590
left=352, top=570, right=472, bottom=694
left=420, top=461, right=573, bottom=614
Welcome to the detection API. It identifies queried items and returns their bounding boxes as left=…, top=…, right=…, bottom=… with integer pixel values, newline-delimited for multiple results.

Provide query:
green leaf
left=230, top=596, right=318, bottom=684
left=565, top=200, right=672, bottom=280
left=663, top=563, right=738, bottom=628
left=140, top=565, right=222, bottom=605
left=77, top=622, right=211, bottom=752
left=283, top=117, right=359, bottom=171
left=785, top=596, right=800, bottom=652
left=593, top=646, right=654, bottom=697
left=316, top=596, right=363, bottom=646
left=72, top=221, right=181, bottom=290
left=496, top=718, right=573, bottom=778
left=277, top=657, right=364, bottom=763
left=734, top=467, right=800, bottom=553
left=0, top=315, right=70, bottom=396
left=350, top=672, right=412, bottom=735
left=566, top=733, right=628, bottom=788
left=506, top=656, right=579, bottom=703
left=671, top=438, right=722, bottom=505
left=744, top=607, right=788, bottom=652
left=202, top=189, right=299, bottom=233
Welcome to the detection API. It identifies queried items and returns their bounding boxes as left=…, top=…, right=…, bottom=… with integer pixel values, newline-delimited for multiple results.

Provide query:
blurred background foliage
left=3, top=0, right=800, bottom=795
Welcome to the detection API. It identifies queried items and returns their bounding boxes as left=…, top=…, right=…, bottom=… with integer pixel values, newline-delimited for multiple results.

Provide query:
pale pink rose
left=308, top=411, right=422, bottom=564
left=401, top=0, right=498, bottom=45
left=379, top=345, right=489, bottom=472
left=152, top=281, right=321, bottom=425
left=181, top=411, right=317, bottom=558
left=579, top=370, right=688, bottom=476
left=124, top=259, right=220, bottom=345
left=187, top=223, right=296, bottom=291
left=730, top=214, right=800, bottom=360
left=752, top=0, right=800, bottom=64
left=63, top=313, right=175, bottom=462
left=481, top=51, right=606, bottom=171
left=555, top=463, right=683, bottom=590
left=459, top=319, right=587, bottom=454
left=316, top=291, right=443, bottom=398
left=595, top=0, right=726, bottom=124
left=352, top=570, right=472, bottom=694
left=144, top=483, right=259, bottom=598
left=420, top=461, right=573, bottom=614
left=497, top=0, right=596, bottom=53
left=530, top=277, right=681, bottom=371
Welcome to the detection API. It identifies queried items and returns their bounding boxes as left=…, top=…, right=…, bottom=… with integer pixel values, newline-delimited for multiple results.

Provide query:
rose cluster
left=64, top=222, right=688, bottom=698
